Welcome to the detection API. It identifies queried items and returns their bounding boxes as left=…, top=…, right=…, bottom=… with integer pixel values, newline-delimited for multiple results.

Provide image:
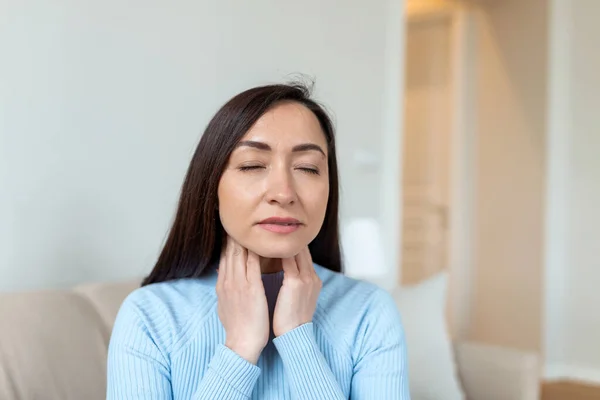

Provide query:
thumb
left=282, top=257, right=299, bottom=276
left=246, top=250, right=261, bottom=283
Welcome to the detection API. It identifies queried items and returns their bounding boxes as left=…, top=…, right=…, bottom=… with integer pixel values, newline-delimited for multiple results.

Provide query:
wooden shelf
left=542, top=380, right=600, bottom=400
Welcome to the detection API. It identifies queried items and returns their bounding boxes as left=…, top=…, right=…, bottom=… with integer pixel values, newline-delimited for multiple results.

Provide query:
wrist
left=224, top=340, right=262, bottom=365
left=274, top=320, right=311, bottom=338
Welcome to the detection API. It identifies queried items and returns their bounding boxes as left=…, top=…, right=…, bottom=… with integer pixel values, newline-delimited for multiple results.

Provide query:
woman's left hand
left=272, top=246, right=322, bottom=337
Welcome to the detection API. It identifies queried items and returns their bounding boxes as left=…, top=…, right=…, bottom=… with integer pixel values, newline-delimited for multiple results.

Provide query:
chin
left=247, top=240, right=305, bottom=259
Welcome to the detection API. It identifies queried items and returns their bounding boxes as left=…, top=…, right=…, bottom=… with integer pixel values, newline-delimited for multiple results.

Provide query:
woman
left=107, top=82, right=410, bottom=399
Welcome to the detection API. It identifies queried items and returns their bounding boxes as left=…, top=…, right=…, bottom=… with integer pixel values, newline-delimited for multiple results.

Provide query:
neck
left=259, top=257, right=282, bottom=274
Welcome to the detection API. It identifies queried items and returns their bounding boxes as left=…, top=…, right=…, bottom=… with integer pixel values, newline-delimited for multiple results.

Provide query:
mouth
left=257, top=217, right=303, bottom=234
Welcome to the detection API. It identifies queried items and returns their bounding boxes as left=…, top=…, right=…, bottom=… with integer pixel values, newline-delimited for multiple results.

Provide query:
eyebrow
left=236, top=140, right=326, bottom=157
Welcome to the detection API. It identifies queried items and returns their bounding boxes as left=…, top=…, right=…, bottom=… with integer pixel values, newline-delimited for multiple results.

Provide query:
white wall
left=545, top=0, right=600, bottom=384
left=0, top=0, right=404, bottom=291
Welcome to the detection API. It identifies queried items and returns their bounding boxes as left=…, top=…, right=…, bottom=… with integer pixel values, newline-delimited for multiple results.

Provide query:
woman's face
left=217, top=101, right=329, bottom=259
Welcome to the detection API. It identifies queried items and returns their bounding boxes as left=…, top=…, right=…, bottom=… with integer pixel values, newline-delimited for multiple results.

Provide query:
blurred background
left=1, top=0, right=598, bottom=399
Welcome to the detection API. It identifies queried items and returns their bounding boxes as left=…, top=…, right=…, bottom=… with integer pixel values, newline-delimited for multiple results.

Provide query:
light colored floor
left=542, top=381, right=600, bottom=400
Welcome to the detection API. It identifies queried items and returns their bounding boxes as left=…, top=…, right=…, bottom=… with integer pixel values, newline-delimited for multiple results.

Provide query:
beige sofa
left=0, top=279, right=540, bottom=400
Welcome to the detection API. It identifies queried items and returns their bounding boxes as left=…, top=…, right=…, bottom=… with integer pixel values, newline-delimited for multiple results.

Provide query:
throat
left=260, top=257, right=282, bottom=274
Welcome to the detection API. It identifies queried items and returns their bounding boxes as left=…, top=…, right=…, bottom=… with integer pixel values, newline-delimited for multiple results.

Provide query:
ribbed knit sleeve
left=107, top=293, right=261, bottom=400
left=193, top=344, right=261, bottom=399
left=106, top=269, right=410, bottom=399
left=106, top=296, right=173, bottom=400
left=349, top=289, right=411, bottom=399
left=272, top=323, right=345, bottom=399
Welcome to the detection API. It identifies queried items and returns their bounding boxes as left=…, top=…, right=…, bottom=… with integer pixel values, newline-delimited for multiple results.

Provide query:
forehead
left=241, top=102, right=327, bottom=148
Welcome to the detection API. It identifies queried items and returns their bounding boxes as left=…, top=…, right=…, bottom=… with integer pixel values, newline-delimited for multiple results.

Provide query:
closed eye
left=239, top=165, right=265, bottom=172
left=297, top=167, right=320, bottom=175
left=238, top=165, right=320, bottom=175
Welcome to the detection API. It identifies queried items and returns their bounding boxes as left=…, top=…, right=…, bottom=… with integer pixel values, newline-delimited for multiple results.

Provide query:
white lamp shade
left=341, top=218, right=388, bottom=281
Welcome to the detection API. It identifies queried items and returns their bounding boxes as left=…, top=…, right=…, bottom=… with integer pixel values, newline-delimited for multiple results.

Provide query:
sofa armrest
left=454, top=341, right=540, bottom=400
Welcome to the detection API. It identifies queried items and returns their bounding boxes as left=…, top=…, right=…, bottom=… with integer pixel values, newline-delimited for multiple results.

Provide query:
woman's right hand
left=216, top=237, right=269, bottom=365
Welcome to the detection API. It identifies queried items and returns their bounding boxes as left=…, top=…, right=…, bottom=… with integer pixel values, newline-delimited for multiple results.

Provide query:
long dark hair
left=142, top=82, right=342, bottom=286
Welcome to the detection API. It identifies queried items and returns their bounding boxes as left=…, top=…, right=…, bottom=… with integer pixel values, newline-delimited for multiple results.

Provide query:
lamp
left=340, top=218, right=389, bottom=284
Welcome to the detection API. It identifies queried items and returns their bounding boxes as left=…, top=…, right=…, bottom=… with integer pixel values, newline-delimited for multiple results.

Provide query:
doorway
left=401, top=9, right=453, bottom=285
left=400, top=1, right=475, bottom=339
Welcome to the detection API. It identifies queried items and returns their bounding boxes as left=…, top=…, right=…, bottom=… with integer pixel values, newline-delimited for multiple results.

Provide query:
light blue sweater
left=107, top=263, right=410, bottom=399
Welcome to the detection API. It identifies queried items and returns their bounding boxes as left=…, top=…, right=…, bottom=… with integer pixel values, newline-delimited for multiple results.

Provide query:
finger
left=246, top=250, right=261, bottom=283
left=282, top=256, right=300, bottom=277
left=225, top=235, right=235, bottom=282
left=217, top=247, right=227, bottom=286
left=295, top=247, right=314, bottom=278
left=231, top=238, right=248, bottom=284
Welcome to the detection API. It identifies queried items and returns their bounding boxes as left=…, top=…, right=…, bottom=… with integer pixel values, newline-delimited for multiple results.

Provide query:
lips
left=257, top=217, right=303, bottom=234
left=258, top=217, right=302, bottom=225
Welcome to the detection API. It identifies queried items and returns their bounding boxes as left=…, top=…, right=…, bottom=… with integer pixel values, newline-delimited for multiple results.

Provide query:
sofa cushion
left=390, top=272, right=465, bottom=400
left=0, top=290, right=108, bottom=400
left=74, top=279, right=141, bottom=334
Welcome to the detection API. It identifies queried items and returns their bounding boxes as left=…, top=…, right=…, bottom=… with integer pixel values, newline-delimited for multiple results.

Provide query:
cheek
left=220, top=178, right=262, bottom=211
left=300, top=186, right=329, bottom=245
left=301, top=181, right=329, bottom=221
left=217, top=174, right=261, bottom=233
left=217, top=177, right=241, bottom=230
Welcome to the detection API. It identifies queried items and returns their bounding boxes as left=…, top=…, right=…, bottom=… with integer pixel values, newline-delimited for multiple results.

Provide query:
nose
left=265, top=167, right=297, bottom=206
